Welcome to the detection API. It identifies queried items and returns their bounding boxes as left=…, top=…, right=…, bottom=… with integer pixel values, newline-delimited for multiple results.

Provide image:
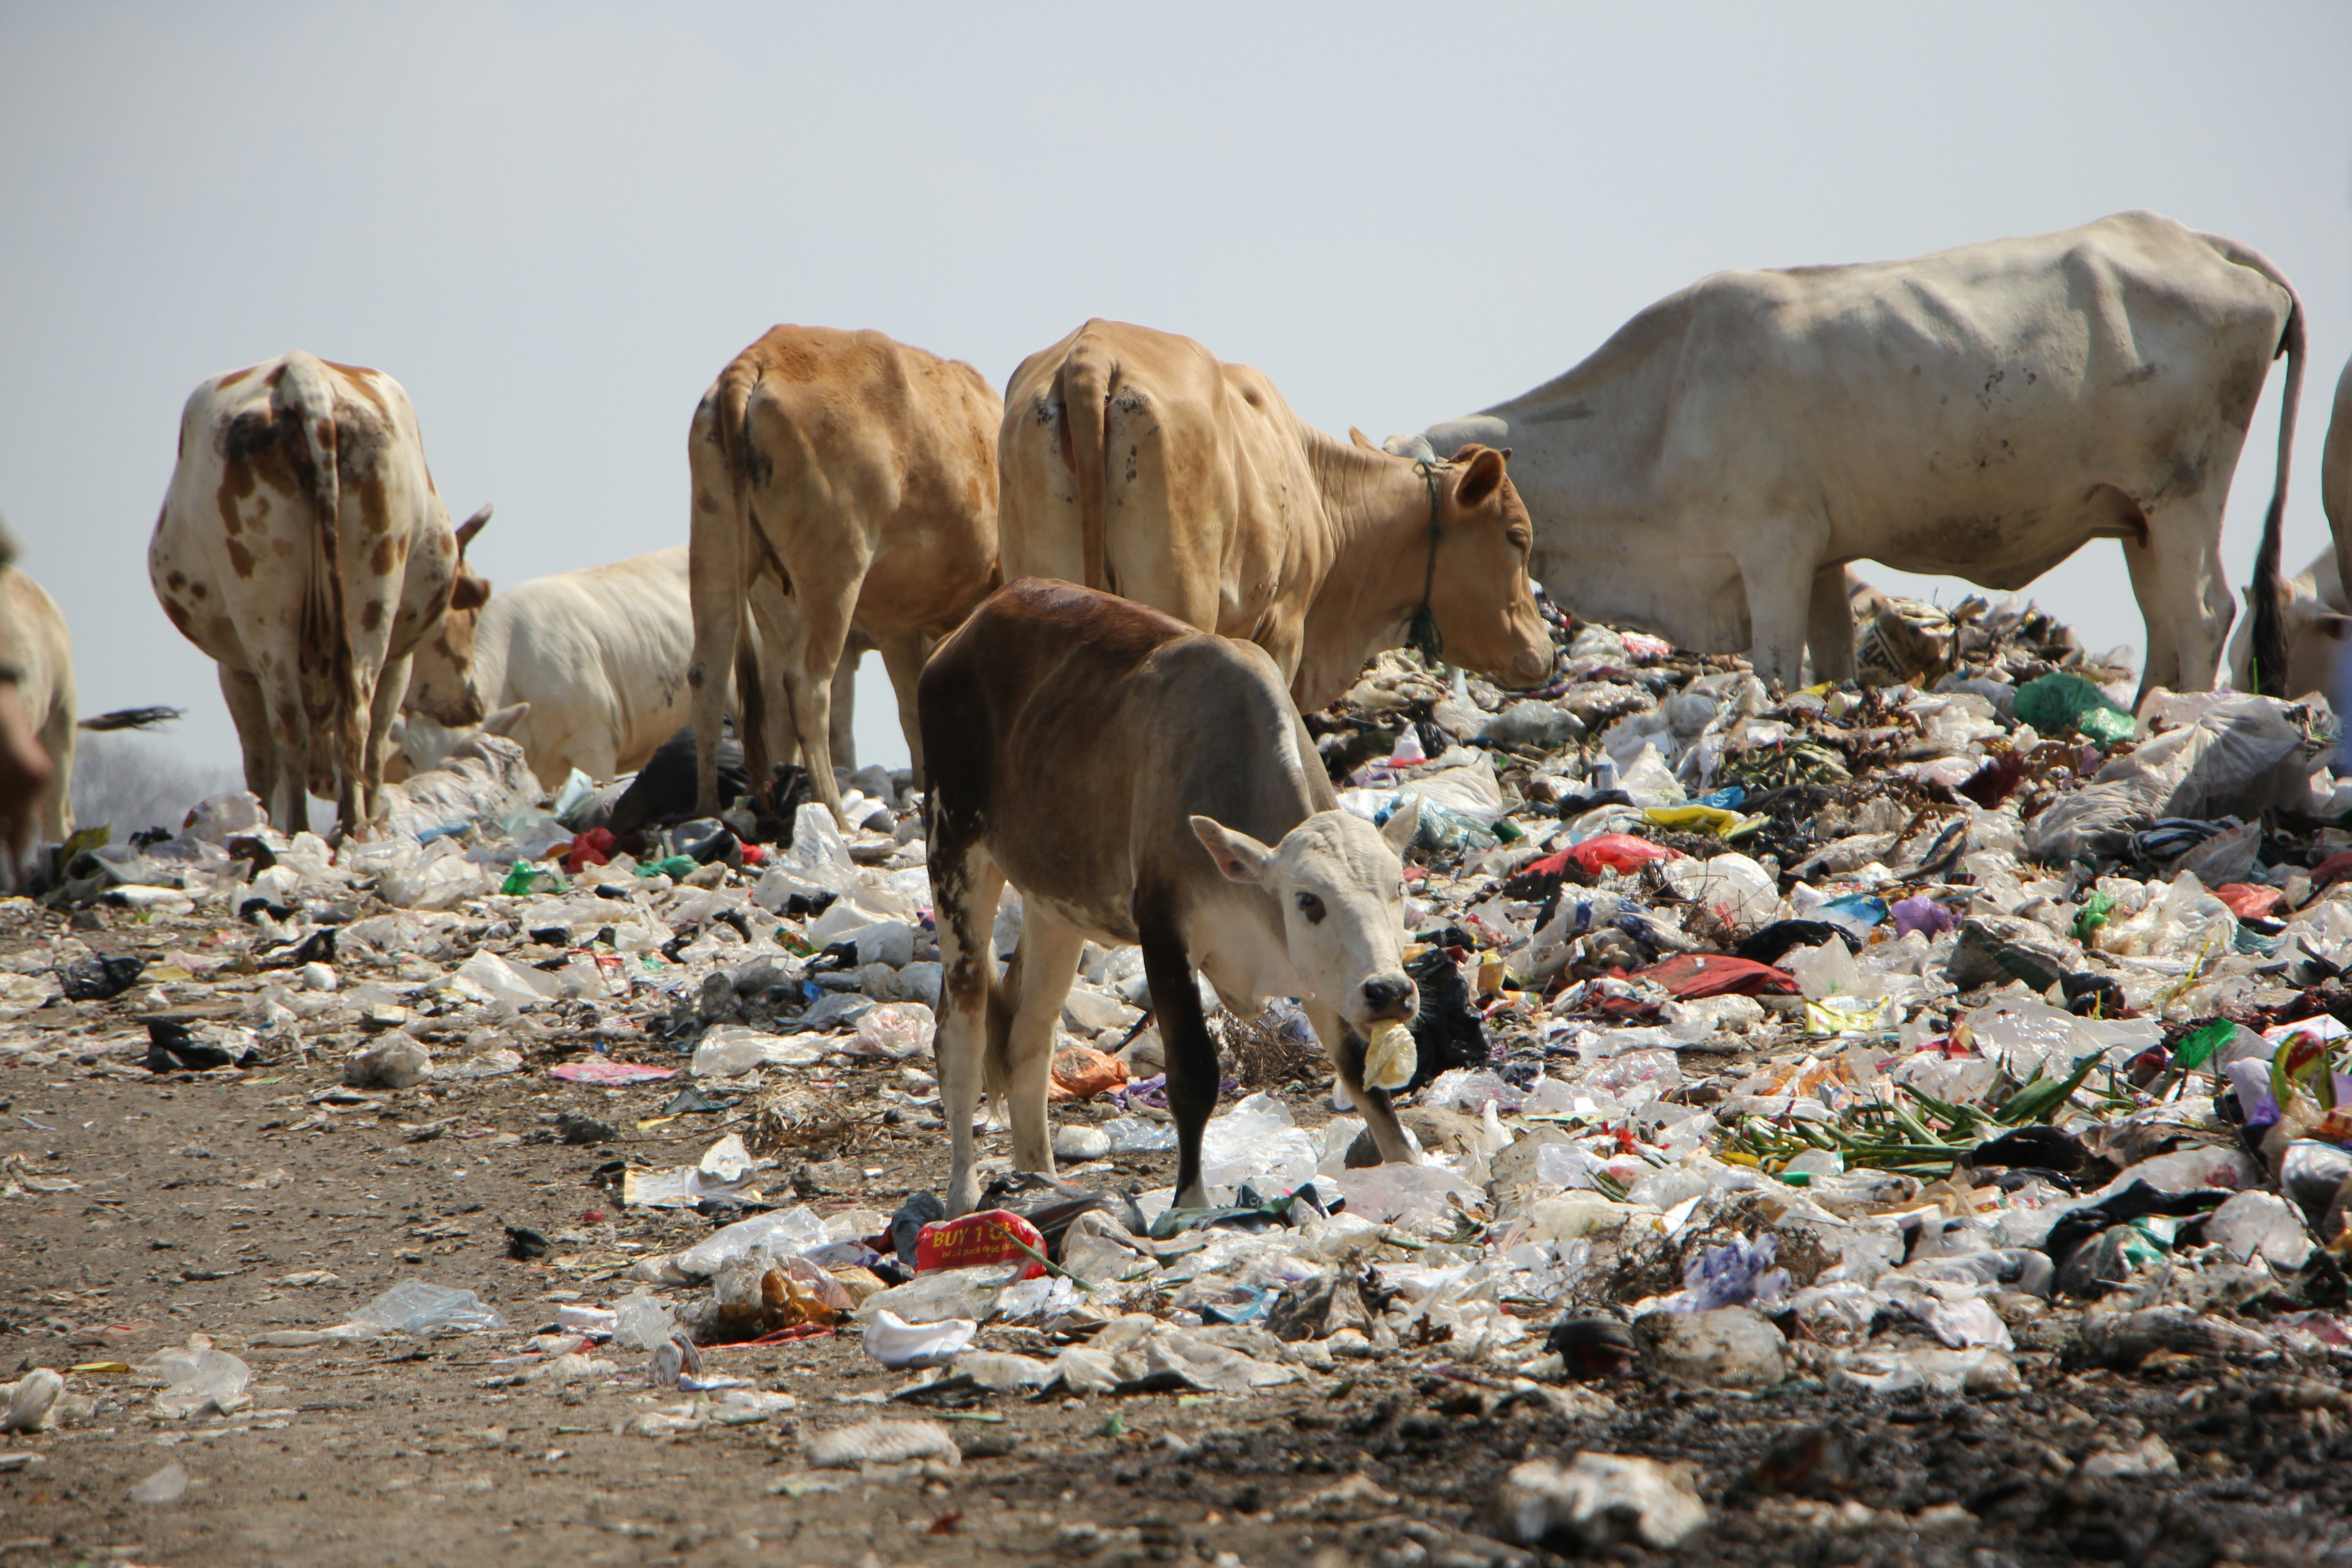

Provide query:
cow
left=686, top=326, right=1001, bottom=829
left=1000, top=319, right=1553, bottom=710
left=2227, top=351, right=2352, bottom=703
left=922, top=577, right=1423, bottom=1216
left=1387, top=212, right=2305, bottom=702
left=393, top=544, right=792, bottom=788
left=0, top=564, right=76, bottom=852
left=150, top=352, right=491, bottom=835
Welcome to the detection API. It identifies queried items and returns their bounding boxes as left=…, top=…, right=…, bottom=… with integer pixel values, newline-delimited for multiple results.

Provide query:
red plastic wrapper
left=739, top=841, right=767, bottom=867
left=914, top=1209, right=1048, bottom=1279
left=563, top=826, right=617, bottom=875
left=1637, top=952, right=1798, bottom=998
left=2214, top=882, right=2285, bottom=920
left=1558, top=834, right=1683, bottom=876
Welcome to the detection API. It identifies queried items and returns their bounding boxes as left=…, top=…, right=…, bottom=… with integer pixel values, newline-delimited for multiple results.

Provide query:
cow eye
left=1295, top=892, right=1325, bottom=924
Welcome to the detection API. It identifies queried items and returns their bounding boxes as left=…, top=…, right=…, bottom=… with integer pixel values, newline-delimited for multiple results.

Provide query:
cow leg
left=249, top=659, right=310, bottom=835
left=828, top=640, right=859, bottom=773
left=1736, top=529, right=1827, bottom=693
left=876, top=630, right=929, bottom=786
left=35, top=691, right=73, bottom=843
left=1306, top=997, right=1418, bottom=1166
left=359, top=652, right=411, bottom=831
left=2126, top=508, right=2233, bottom=699
left=1806, top=563, right=1857, bottom=685
left=998, top=907, right=1084, bottom=1182
left=219, top=666, right=275, bottom=808
left=1138, top=902, right=1220, bottom=1208
left=776, top=581, right=860, bottom=830
left=685, top=470, right=746, bottom=819
left=935, top=839, right=1007, bottom=1216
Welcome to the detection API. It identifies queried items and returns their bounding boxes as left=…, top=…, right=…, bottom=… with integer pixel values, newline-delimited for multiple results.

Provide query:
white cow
left=2228, top=351, right=2352, bottom=701
left=0, top=565, right=76, bottom=845
left=395, top=544, right=854, bottom=789
left=150, top=353, right=490, bottom=834
left=1390, top=212, right=2305, bottom=700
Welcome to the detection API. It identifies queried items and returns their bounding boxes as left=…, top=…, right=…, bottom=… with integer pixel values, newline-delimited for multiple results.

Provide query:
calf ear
left=449, top=573, right=491, bottom=611
left=1191, top=816, right=1274, bottom=885
left=1453, top=447, right=1506, bottom=510
left=1380, top=796, right=1423, bottom=855
left=482, top=702, right=530, bottom=736
left=454, top=504, right=492, bottom=550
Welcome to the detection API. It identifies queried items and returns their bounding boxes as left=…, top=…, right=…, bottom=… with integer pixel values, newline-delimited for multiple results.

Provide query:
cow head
left=384, top=702, right=529, bottom=783
left=1191, top=807, right=1419, bottom=1039
left=408, top=505, right=494, bottom=725
left=1357, top=434, right=1553, bottom=689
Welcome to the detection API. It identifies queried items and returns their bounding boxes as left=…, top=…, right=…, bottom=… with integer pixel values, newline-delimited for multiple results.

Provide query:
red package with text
left=913, top=1209, right=1048, bottom=1279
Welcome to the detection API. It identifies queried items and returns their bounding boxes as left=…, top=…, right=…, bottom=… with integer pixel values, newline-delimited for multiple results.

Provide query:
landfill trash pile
left=12, top=590, right=2352, bottom=1563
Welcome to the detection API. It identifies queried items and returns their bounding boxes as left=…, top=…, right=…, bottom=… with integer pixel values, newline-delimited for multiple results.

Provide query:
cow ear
left=1191, top=815, right=1274, bottom=885
left=1380, top=796, right=1423, bottom=855
left=482, top=702, right=530, bottom=736
left=454, top=504, right=492, bottom=550
left=1349, top=427, right=1381, bottom=453
left=1453, top=447, right=1506, bottom=510
left=449, top=573, right=491, bottom=611
left=2320, top=614, right=2352, bottom=642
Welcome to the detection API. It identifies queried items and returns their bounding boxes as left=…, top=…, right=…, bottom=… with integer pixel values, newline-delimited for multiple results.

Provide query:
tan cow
left=686, top=326, right=1001, bottom=828
left=0, top=565, right=76, bottom=849
left=150, top=353, right=491, bottom=835
left=999, top=319, right=1553, bottom=710
left=924, top=578, right=1424, bottom=1215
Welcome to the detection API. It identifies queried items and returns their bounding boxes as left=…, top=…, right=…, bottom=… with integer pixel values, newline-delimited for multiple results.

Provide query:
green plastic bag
left=500, top=860, right=540, bottom=896
left=637, top=854, right=700, bottom=880
left=2013, top=673, right=2135, bottom=746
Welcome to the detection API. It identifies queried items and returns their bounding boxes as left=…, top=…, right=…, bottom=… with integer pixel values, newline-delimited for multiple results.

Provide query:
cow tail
left=710, top=356, right=771, bottom=789
left=2207, top=235, right=2304, bottom=697
left=273, top=354, right=356, bottom=740
left=1057, top=340, right=1113, bottom=592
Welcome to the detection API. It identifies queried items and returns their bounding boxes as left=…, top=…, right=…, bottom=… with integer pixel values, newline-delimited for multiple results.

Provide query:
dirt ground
left=9, top=901, right=2352, bottom=1568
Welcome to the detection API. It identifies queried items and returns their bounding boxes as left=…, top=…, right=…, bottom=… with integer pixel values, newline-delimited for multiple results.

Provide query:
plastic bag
left=2014, top=673, right=2135, bottom=745
left=851, top=1002, right=935, bottom=1060
left=1199, top=1093, right=1320, bottom=1192
left=862, top=1309, right=977, bottom=1370
left=346, top=1280, right=508, bottom=1336
left=673, top=1207, right=829, bottom=1278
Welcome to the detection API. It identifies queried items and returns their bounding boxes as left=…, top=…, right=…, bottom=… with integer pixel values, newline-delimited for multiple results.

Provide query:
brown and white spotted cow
left=150, top=352, right=490, bottom=835
left=922, top=578, right=1424, bottom=1215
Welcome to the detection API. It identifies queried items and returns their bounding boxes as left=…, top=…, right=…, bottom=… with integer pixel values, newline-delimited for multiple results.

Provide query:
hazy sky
left=4, top=4, right=2348, bottom=778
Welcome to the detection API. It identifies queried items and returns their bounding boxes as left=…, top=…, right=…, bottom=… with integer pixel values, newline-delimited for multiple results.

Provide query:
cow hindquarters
left=2126, top=500, right=2233, bottom=700
left=935, top=839, right=1007, bottom=1216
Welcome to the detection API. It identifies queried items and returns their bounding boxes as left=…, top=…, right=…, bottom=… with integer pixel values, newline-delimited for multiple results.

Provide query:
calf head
left=384, top=702, right=528, bottom=782
left=407, top=505, right=495, bottom=726
left=1423, top=445, right=1553, bottom=688
left=1189, top=808, right=1417, bottom=1036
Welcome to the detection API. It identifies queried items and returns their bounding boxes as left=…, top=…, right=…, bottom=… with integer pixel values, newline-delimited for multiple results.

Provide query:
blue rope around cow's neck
left=1408, top=460, right=1444, bottom=663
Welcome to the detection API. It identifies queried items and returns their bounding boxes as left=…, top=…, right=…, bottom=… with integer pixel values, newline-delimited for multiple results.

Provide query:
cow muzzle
left=1358, top=973, right=1417, bottom=1023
